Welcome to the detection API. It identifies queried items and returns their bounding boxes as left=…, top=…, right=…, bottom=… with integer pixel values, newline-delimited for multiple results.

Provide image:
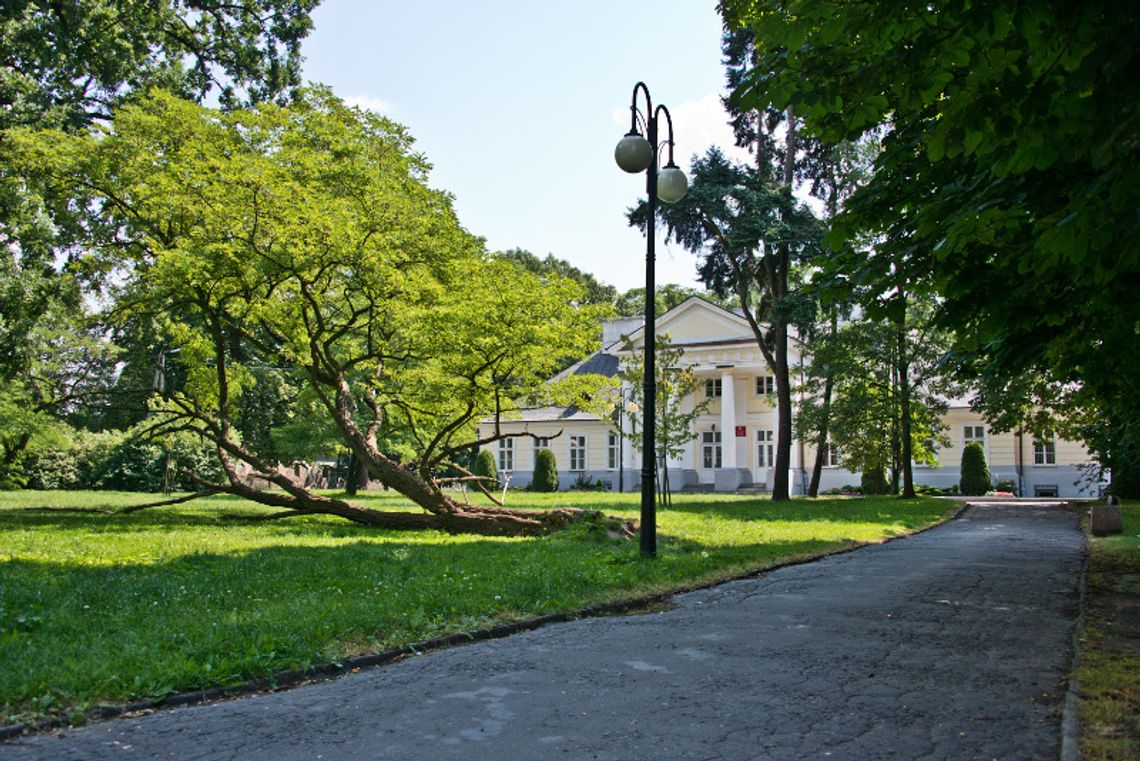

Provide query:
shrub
left=860, top=468, right=890, bottom=495
left=473, top=449, right=498, bottom=491
left=570, top=474, right=607, bottom=491
left=531, top=448, right=559, bottom=492
left=994, top=479, right=1018, bottom=495
left=959, top=442, right=992, bottom=496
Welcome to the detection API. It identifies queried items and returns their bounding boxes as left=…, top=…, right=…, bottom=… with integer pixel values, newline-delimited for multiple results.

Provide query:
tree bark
left=897, top=301, right=916, bottom=498
left=770, top=106, right=797, bottom=502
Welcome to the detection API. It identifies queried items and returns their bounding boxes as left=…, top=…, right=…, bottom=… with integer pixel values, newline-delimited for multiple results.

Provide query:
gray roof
left=499, top=406, right=606, bottom=423
left=551, top=351, right=620, bottom=382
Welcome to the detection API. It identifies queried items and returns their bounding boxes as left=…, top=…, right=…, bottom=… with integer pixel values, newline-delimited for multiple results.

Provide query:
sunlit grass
left=1077, top=500, right=1140, bottom=761
left=0, top=489, right=955, bottom=725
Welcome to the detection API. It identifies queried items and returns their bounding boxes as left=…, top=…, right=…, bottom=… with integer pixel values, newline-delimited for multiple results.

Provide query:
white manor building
left=478, top=297, right=1098, bottom=498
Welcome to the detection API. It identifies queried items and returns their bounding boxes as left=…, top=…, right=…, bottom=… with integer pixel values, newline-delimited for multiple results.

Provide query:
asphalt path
left=0, top=502, right=1085, bottom=760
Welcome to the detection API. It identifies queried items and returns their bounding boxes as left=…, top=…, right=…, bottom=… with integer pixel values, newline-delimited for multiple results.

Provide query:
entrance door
left=700, top=430, right=722, bottom=482
left=755, top=429, right=774, bottom=485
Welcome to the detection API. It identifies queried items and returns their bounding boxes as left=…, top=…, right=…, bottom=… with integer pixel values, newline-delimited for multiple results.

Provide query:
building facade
left=478, top=298, right=1098, bottom=498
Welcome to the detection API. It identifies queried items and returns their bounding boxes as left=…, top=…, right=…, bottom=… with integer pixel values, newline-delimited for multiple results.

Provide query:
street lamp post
left=614, top=81, right=688, bottom=558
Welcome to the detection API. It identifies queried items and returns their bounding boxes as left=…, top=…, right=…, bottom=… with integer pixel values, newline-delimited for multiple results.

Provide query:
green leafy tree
left=615, top=334, right=712, bottom=504
left=959, top=442, right=992, bottom=497
left=613, top=284, right=735, bottom=317
left=1, top=0, right=320, bottom=133
left=531, top=448, right=559, bottom=492
left=497, top=249, right=617, bottom=307
left=798, top=307, right=950, bottom=493
left=9, top=90, right=608, bottom=534
left=721, top=0, right=1140, bottom=495
left=631, top=148, right=821, bottom=501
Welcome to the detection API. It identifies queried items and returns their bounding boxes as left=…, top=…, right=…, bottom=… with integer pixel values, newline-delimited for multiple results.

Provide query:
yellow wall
left=478, top=420, right=617, bottom=472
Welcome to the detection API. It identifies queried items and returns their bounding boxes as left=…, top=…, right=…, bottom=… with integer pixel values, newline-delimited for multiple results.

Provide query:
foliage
left=629, top=148, right=821, bottom=501
left=531, top=448, right=559, bottom=492
left=497, top=249, right=617, bottom=307
left=797, top=307, right=950, bottom=490
left=615, top=334, right=710, bottom=462
left=721, top=0, right=1140, bottom=497
left=860, top=469, right=889, bottom=496
left=1, top=0, right=320, bottom=133
left=21, top=427, right=222, bottom=492
left=7, top=89, right=604, bottom=531
left=473, top=450, right=499, bottom=492
left=613, top=284, right=735, bottom=317
left=1, top=0, right=322, bottom=443
left=0, top=490, right=953, bottom=724
left=959, top=442, right=991, bottom=496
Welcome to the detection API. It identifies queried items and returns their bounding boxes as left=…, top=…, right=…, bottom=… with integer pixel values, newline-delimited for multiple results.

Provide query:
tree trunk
left=808, top=373, right=833, bottom=497
left=897, top=303, right=916, bottom=498
left=345, top=450, right=360, bottom=497
left=772, top=318, right=793, bottom=501
left=808, top=311, right=838, bottom=497
left=770, top=106, right=797, bottom=502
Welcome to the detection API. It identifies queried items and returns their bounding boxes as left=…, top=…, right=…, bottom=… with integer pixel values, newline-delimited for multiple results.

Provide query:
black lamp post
left=614, top=81, right=687, bottom=558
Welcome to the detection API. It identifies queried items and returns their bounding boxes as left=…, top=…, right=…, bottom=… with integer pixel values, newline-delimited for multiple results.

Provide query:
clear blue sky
left=301, top=1, right=750, bottom=292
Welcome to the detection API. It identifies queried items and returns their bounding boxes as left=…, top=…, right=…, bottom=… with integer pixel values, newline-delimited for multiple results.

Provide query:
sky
left=300, top=1, right=752, bottom=292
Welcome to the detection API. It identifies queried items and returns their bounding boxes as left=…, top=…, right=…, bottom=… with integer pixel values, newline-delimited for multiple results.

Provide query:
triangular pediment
left=617, top=297, right=752, bottom=350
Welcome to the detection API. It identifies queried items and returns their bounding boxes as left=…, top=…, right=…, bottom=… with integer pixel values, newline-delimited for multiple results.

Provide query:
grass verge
left=1077, top=500, right=1140, bottom=760
left=0, top=489, right=956, bottom=727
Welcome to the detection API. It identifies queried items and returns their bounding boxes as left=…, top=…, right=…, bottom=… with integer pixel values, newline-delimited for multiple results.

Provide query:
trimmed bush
left=860, top=468, right=890, bottom=495
left=473, top=449, right=499, bottom=491
left=531, top=448, right=559, bottom=492
left=959, top=442, right=992, bottom=496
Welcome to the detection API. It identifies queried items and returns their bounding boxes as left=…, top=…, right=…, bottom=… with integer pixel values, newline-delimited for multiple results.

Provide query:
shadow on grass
left=0, top=514, right=868, bottom=721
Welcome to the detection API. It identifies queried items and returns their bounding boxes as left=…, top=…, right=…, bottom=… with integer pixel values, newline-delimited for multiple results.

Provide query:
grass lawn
left=1077, top=500, right=1140, bottom=760
left=0, top=489, right=956, bottom=726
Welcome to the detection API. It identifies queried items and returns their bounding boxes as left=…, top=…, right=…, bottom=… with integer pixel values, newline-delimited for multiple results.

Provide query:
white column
left=721, top=371, right=736, bottom=468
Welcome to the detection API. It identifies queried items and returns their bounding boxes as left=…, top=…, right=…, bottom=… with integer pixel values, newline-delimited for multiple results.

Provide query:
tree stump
left=1090, top=496, right=1124, bottom=537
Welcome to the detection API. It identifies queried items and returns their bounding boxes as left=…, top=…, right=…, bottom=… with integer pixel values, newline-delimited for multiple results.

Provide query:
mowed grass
left=1077, top=500, right=1140, bottom=761
left=0, top=489, right=955, bottom=725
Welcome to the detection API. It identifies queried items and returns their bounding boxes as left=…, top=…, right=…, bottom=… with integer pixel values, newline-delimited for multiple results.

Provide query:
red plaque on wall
left=735, top=426, right=747, bottom=437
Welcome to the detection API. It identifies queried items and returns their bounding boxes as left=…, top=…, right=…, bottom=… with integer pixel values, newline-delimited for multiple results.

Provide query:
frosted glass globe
left=657, top=166, right=688, bottom=203
left=614, top=134, right=653, bottom=173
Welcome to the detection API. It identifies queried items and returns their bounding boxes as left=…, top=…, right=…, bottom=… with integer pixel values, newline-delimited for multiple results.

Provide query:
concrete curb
left=1060, top=505, right=1090, bottom=761
left=0, top=501, right=970, bottom=742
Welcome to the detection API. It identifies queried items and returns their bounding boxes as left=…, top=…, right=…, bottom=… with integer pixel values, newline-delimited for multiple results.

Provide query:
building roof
left=550, top=351, right=620, bottom=382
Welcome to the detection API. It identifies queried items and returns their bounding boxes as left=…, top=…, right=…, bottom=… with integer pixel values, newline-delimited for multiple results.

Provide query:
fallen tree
left=11, top=89, right=624, bottom=536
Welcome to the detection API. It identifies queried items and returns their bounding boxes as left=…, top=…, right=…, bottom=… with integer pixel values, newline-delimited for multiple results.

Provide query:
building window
left=497, top=438, right=514, bottom=471
left=569, top=435, right=587, bottom=471
left=1033, top=433, right=1056, bottom=465
left=757, top=429, right=774, bottom=468
left=822, top=442, right=839, bottom=468
left=705, top=378, right=722, bottom=398
left=607, top=431, right=620, bottom=470
left=702, top=431, right=722, bottom=469
left=756, top=375, right=775, bottom=395
left=963, top=424, right=985, bottom=446
left=533, top=437, right=551, bottom=461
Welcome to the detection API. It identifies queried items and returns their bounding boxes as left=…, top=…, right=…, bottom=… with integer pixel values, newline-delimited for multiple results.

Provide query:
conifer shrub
left=959, top=442, right=992, bottom=495
left=531, top=448, right=559, bottom=492
left=473, top=449, right=499, bottom=491
left=860, top=468, right=890, bottom=495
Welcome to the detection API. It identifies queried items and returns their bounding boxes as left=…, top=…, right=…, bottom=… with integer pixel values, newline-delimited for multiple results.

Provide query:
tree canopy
left=722, top=0, right=1140, bottom=493
left=8, top=89, right=611, bottom=533
left=1, top=0, right=320, bottom=132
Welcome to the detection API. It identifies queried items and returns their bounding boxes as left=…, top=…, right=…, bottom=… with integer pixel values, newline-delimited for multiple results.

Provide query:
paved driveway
left=0, top=503, right=1084, bottom=760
